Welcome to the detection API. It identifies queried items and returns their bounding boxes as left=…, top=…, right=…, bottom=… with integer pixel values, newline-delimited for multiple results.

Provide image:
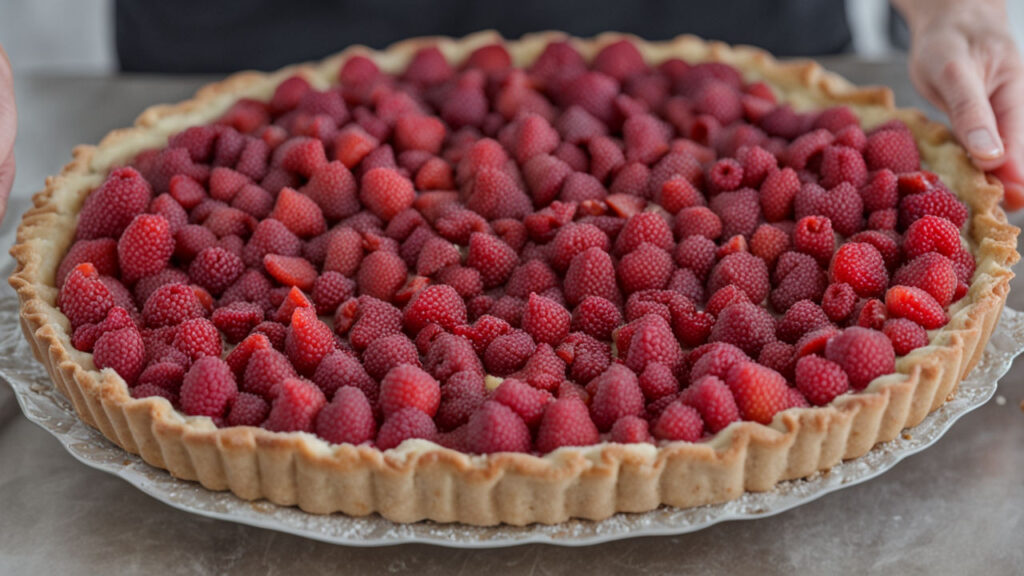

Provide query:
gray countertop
left=0, top=56, right=1021, bottom=575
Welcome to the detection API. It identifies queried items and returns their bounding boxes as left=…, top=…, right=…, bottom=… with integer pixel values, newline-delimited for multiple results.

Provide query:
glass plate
left=3, top=295, right=1022, bottom=548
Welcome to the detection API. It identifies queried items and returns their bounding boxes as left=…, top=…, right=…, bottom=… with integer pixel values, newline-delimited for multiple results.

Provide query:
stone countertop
left=0, top=56, right=1021, bottom=575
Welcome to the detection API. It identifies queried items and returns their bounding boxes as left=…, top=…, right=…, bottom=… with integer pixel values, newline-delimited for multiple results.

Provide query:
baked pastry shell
left=9, top=30, right=1019, bottom=526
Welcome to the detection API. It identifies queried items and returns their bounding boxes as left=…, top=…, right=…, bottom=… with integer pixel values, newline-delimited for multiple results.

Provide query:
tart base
left=9, top=31, right=1019, bottom=525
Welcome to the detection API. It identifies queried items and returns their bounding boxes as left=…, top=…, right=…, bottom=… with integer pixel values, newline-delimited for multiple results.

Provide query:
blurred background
left=4, top=0, right=1024, bottom=74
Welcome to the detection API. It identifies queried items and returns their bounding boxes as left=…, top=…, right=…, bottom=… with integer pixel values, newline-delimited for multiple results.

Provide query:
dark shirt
left=116, top=0, right=854, bottom=73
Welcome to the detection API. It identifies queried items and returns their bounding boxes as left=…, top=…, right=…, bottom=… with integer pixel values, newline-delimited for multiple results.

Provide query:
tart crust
left=9, top=31, right=1019, bottom=526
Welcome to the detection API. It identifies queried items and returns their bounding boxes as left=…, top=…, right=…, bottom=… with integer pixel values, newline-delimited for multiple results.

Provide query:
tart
left=9, top=31, right=1019, bottom=526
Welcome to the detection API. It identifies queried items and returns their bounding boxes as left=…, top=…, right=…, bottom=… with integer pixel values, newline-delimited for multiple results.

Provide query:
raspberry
left=517, top=292, right=570, bottom=346
left=93, top=326, right=146, bottom=385
left=555, top=105, right=607, bottom=145
left=709, top=188, right=760, bottom=240
left=461, top=401, right=531, bottom=454
left=589, top=364, right=645, bottom=431
left=137, top=361, right=186, bottom=394
left=608, top=163, right=650, bottom=199
left=180, top=357, right=238, bottom=418
left=456, top=315, right=512, bottom=355
left=587, top=136, right=625, bottom=183
left=308, top=271, right=353, bottom=316
left=819, top=145, right=867, bottom=188
left=141, top=282, right=205, bottom=328
left=489, top=296, right=526, bottom=327
left=867, top=208, right=898, bottom=231
left=224, top=332, right=272, bottom=379
left=148, top=194, right=188, bottom=236
left=564, top=247, right=620, bottom=306
left=556, top=171, right=603, bottom=204
left=378, top=363, right=440, bottom=418
left=241, top=218, right=302, bottom=268
left=898, top=190, right=968, bottom=230
left=770, top=251, right=828, bottom=312
left=251, top=321, right=288, bottom=351
left=829, top=242, right=888, bottom=298
left=652, top=401, right=704, bottom=441
left=617, top=243, right=674, bottom=294
left=268, top=74, right=312, bottom=114
left=264, top=377, right=327, bottom=433
left=313, top=350, right=377, bottom=402
left=423, top=333, right=482, bottom=383
left=535, top=398, right=600, bottom=453
left=864, top=128, right=920, bottom=173
left=490, top=378, right=551, bottom=430
left=268, top=187, right=326, bottom=238
left=283, top=306, right=335, bottom=377
left=777, top=300, right=831, bottom=344
left=590, top=39, right=646, bottom=81
left=319, top=227, right=363, bottom=277
left=262, top=253, right=317, bottom=291
left=203, top=206, right=256, bottom=239
left=709, top=301, right=776, bottom=357
left=882, top=317, right=930, bottom=356
left=622, top=113, right=669, bottom=164
left=212, top=301, right=264, bottom=344
left=518, top=343, right=566, bottom=392
left=169, top=174, right=207, bottom=210
left=72, top=305, right=136, bottom=353
left=76, top=167, right=152, bottom=240
left=312, top=386, right=376, bottom=444
left=172, top=224, right=217, bottom=264
left=503, top=262, right=556, bottom=301
left=356, top=250, right=408, bottom=302
left=208, top=167, right=250, bottom=202
left=624, top=314, right=683, bottom=373
left=656, top=176, right=703, bottom=215
left=707, top=158, right=744, bottom=193
left=892, top=252, right=957, bottom=307
left=296, top=90, right=348, bottom=124
left=823, top=326, right=895, bottom=390
left=854, top=298, right=888, bottom=330
left=186, top=247, right=243, bottom=296
left=794, top=355, right=850, bottom=406
left=411, top=237, right=457, bottom=276
left=269, top=285, right=312, bottom=325
left=332, top=124, right=378, bottom=168
left=376, top=407, right=438, bottom=450
left=360, top=167, right=415, bottom=222
left=785, top=128, right=833, bottom=170
left=235, top=137, right=270, bottom=180
left=822, top=282, right=857, bottom=324
left=560, top=71, right=620, bottom=125
left=903, top=215, right=961, bottom=260
left=59, top=263, right=116, bottom=329
left=848, top=230, right=901, bottom=271
left=636, top=362, right=677, bottom=401
left=859, top=168, right=899, bottom=212
left=561, top=332, right=612, bottom=384
left=570, top=296, right=622, bottom=341
left=467, top=168, right=533, bottom=220
left=226, top=392, right=270, bottom=427
left=392, top=114, right=446, bottom=155
left=549, top=223, right=610, bottom=272
left=670, top=237, right=715, bottom=283
left=117, top=214, right=174, bottom=285
left=692, top=80, right=743, bottom=125
left=362, top=333, right=420, bottom=381
left=749, top=224, right=790, bottom=267
left=757, top=340, right=797, bottom=380
left=466, top=232, right=518, bottom=289
left=173, top=317, right=222, bottom=361
left=724, top=361, right=789, bottom=424
left=609, top=415, right=651, bottom=444
left=300, top=161, right=359, bottom=221
left=681, top=375, right=738, bottom=433
left=398, top=285, right=464, bottom=335
left=708, top=252, right=770, bottom=305
left=759, top=167, right=800, bottom=222
left=951, top=247, right=976, bottom=285
left=483, top=329, right=536, bottom=376
left=885, top=285, right=948, bottom=330
left=615, top=213, right=673, bottom=255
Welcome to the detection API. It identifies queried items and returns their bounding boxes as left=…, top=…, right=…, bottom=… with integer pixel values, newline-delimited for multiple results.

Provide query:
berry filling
left=58, top=39, right=971, bottom=455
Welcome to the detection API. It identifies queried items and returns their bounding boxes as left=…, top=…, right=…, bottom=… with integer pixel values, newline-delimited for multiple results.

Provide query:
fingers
left=0, top=152, right=13, bottom=223
left=930, top=57, right=1005, bottom=170
left=988, top=73, right=1024, bottom=209
left=0, top=44, right=14, bottom=223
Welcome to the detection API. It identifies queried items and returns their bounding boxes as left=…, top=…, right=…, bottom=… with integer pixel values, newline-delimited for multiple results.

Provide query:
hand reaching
left=0, top=45, right=14, bottom=223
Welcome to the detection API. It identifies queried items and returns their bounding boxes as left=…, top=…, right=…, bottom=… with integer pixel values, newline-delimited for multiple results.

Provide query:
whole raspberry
left=136, top=361, right=185, bottom=393
left=118, top=214, right=174, bottom=284
left=535, top=398, right=600, bottom=453
left=570, top=296, right=622, bottom=341
left=376, top=407, right=438, bottom=450
left=93, top=326, right=145, bottom=385
left=708, top=252, right=770, bottom=305
left=618, top=243, right=674, bottom=294
left=794, top=355, right=850, bottom=406
left=724, top=361, right=790, bottom=425
left=314, top=385, right=377, bottom=444
left=505, top=260, right=559, bottom=299
left=822, top=282, right=858, bottom=324
left=489, top=378, right=550, bottom=429
left=638, top=363, right=678, bottom=401
left=892, top=252, right=957, bottom=307
left=549, top=223, right=610, bottom=272
left=432, top=372, right=486, bottom=432
left=299, top=161, right=359, bottom=221
left=285, top=307, right=335, bottom=377
left=362, top=333, right=420, bottom=381
left=267, top=187, right=326, bottom=238
left=624, top=314, right=683, bottom=373
left=138, top=283, right=203, bottom=328
left=313, top=350, right=377, bottom=402
left=58, top=263, right=115, bottom=329
left=76, top=167, right=152, bottom=240
left=320, top=227, right=364, bottom=277
left=242, top=218, right=302, bottom=268
left=57, top=238, right=120, bottom=288
left=414, top=237, right=459, bottom=276
left=652, top=401, right=704, bottom=441
left=816, top=182, right=865, bottom=237
left=903, top=215, right=961, bottom=260
left=188, top=247, right=244, bottom=296
left=859, top=168, right=899, bottom=212
left=898, top=190, right=968, bottom=230
left=377, top=363, right=440, bottom=419
left=709, top=188, right=760, bottom=239
left=467, top=167, right=533, bottom=220
left=263, top=377, right=327, bottom=433
left=610, top=415, right=652, bottom=444
left=424, top=333, right=483, bottom=382
left=759, top=167, right=800, bottom=222
left=757, top=336, right=798, bottom=379
left=819, top=145, right=868, bottom=188
left=709, top=301, right=775, bottom=356
left=224, top=332, right=272, bottom=378
left=793, top=215, right=835, bottom=266
left=311, top=271, right=355, bottom=316
left=360, top=167, right=415, bottom=222
left=461, top=401, right=531, bottom=454
left=356, top=250, right=408, bottom=302
left=867, top=208, right=899, bottom=231
left=588, top=364, right=645, bottom=431
left=180, top=356, right=238, bottom=418
left=885, top=285, right=948, bottom=330
left=848, top=230, right=901, bottom=271
left=240, top=349, right=296, bottom=398
left=519, top=292, right=570, bottom=346
left=689, top=342, right=748, bottom=382
left=212, top=301, right=265, bottom=344
left=749, top=224, right=791, bottom=267
left=707, top=158, right=744, bottom=193
left=824, top=326, right=896, bottom=390
left=252, top=321, right=288, bottom=350
left=855, top=298, right=888, bottom=330
left=883, top=318, right=930, bottom=355
left=465, top=233, right=518, bottom=289
left=864, top=128, right=920, bottom=173
left=622, top=113, right=669, bottom=164
left=403, top=285, right=467, bottom=334
left=173, top=317, right=223, bottom=361
left=681, top=375, right=740, bottom=433
left=673, top=206, right=723, bottom=241
left=563, top=247, right=620, bottom=306
left=226, top=392, right=270, bottom=427
left=484, top=330, right=536, bottom=376
left=776, top=300, right=831, bottom=344
left=516, top=343, right=564, bottom=392
left=488, top=295, right=526, bottom=327
left=345, top=296, right=402, bottom=350
left=829, top=242, right=888, bottom=298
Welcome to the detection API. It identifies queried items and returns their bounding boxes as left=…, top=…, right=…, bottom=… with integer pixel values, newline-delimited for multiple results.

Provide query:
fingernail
left=966, top=129, right=1003, bottom=159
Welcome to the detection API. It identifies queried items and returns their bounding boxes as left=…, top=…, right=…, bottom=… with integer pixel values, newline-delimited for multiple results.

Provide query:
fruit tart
left=10, top=31, right=1019, bottom=526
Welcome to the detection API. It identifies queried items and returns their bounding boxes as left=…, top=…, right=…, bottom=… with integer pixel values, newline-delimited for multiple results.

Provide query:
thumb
left=933, top=59, right=1004, bottom=169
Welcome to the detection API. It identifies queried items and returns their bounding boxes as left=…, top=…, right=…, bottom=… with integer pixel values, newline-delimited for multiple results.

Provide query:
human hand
left=0, top=45, right=14, bottom=223
left=896, top=0, right=1024, bottom=210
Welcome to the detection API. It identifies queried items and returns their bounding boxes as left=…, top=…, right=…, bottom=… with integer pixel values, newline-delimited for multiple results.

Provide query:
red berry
left=285, top=307, right=335, bottom=376
left=466, top=233, right=518, bottom=289
left=268, top=187, right=326, bottom=238
left=94, top=326, right=146, bottom=385
left=173, top=317, right=223, bottom=361
left=535, top=398, right=600, bottom=453
left=725, top=361, right=790, bottom=425
left=864, top=127, right=920, bottom=173
left=59, top=263, right=116, bottom=329
left=708, top=252, right=770, bottom=305
left=884, top=285, right=948, bottom=330
left=652, top=401, right=704, bottom=441
left=118, top=214, right=174, bottom=284
left=379, top=364, right=440, bottom=418
left=824, top=326, right=895, bottom=390
left=883, top=318, right=930, bottom=355
left=465, top=401, right=532, bottom=454
left=362, top=333, right=420, bottom=381
left=709, top=301, right=776, bottom=357
left=484, top=330, right=536, bottom=376
left=829, top=242, right=888, bottom=298
left=356, top=250, right=408, bottom=302
left=180, top=356, right=238, bottom=418
left=264, top=377, right=326, bottom=433
left=795, top=355, right=850, bottom=406
left=682, top=375, right=740, bottom=433
left=589, top=364, right=645, bottom=431
left=360, top=167, right=415, bottom=222
left=76, top=167, right=152, bottom=240
left=376, top=407, right=438, bottom=450
left=618, top=243, right=674, bottom=294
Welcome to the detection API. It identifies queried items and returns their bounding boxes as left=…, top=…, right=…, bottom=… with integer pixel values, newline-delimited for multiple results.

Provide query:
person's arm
left=0, top=44, right=15, bottom=223
left=893, top=0, right=1024, bottom=209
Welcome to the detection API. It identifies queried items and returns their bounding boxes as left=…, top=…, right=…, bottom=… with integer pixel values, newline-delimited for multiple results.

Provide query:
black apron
left=116, top=0, right=854, bottom=73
